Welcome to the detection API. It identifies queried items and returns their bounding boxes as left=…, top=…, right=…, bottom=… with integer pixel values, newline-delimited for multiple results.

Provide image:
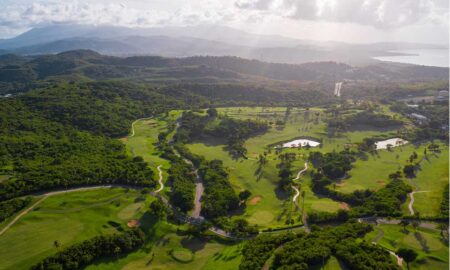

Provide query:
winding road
left=408, top=191, right=429, bottom=215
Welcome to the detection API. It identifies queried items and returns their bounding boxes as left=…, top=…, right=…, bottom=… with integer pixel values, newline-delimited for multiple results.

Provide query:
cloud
left=235, top=0, right=448, bottom=29
left=0, top=0, right=238, bottom=37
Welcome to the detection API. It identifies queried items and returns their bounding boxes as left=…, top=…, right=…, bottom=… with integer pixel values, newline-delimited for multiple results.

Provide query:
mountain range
left=0, top=24, right=447, bottom=65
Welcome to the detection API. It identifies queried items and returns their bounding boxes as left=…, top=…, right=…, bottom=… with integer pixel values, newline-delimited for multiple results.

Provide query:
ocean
left=373, top=49, right=449, bottom=67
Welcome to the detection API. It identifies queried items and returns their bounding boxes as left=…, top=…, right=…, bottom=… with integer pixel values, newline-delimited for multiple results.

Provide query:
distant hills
left=0, top=49, right=447, bottom=89
left=0, top=24, right=447, bottom=65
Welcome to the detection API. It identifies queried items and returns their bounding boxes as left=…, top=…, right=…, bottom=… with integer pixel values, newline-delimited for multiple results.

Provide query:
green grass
left=186, top=106, right=416, bottom=227
left=170, top=247, right=194, bottom=262
left=310, top=256, right=347, bottom=270
left=365, top=224, right=449, bottom=269
left=86, top=221, right=242, bottom=270
left=408, top=146, right=449, bottom=217
left=123, top=110, right=181, bottom=195
left=0, top=188, right=154, bottom=270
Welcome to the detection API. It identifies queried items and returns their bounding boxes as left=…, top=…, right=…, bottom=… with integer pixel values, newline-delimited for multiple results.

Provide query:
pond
left=375, top=138, right=408, bottom=150
left=281, top=139, right=320, bottom=148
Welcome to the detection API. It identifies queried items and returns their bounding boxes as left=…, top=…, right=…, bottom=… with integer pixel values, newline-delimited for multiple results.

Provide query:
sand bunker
left=127, top=219, right=141, bottom=228
left=375, top=138, right=408, bottom=150
left=281, top=139, right=320, bottom=148
left=339, top=202, right=350, bottom=210
left=248, top=196, right=262, bottom=205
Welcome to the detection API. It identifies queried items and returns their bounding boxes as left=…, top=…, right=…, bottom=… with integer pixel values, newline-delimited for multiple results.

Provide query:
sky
left=0, top=0, right=448, bottom=44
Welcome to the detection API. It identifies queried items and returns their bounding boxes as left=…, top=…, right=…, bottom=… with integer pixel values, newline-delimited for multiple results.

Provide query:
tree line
left=0, top=196, right=32, bottom=222
left=240, top=222, right=399, bottom=270
left=31, top=229, right=146, bottom=270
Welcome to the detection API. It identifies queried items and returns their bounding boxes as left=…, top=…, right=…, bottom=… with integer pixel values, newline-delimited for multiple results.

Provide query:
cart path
left=293, top=162, right=308, bottom=181
left=154, top=165, right=164, bottom=193
left=129, top=117, right=153, bottom=137
left=0, top=185, right=119, bottom=237
left=292, top=162, right=308, bottom=205
left=371, top=226, right=403, bottom=267
left=292, top=186, right=300, bottom=205
left=408, top=191, right=430, bottom=215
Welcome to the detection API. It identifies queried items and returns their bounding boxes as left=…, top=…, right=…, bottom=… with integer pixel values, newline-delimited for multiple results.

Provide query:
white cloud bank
left=0, top=0, right=447, bottom=43
left=235, top=0, right=448, bottom=29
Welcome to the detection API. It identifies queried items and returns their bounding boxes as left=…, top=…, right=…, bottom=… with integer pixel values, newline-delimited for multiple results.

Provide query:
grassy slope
left=365, top=224, right=449, bottom=270
left=0, top=188, right=154, bottom=270
left=122, top=111, right=181, bottom=196
left=409, top=146, right=449, bottom=217
left=87, top=223, right=242, bottom=270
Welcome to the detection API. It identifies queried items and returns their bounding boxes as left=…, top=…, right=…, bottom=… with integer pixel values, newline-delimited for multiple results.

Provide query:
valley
left=0, top=50, right=447, bottom=270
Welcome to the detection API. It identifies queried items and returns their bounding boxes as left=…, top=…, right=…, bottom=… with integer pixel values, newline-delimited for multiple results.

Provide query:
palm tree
left=399, top=219, right=410, bottom=231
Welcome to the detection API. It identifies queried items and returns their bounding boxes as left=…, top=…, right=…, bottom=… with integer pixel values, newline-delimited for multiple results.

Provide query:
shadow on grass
left=274, top=186, right=289, bottom=200
left=181, top=236, right=207, bottom=252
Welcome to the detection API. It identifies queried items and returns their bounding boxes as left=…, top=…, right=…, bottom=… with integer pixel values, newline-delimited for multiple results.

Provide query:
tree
left=397, top=248, right=418, bottom=269
left=149, top=199, right=167, bottom=218
left=389, top=171, right=402, bottom=181
left=239, top=190, right=252, bottom=201
left=399, top=219, right=410, bottom=231
left=207, top=108, right=218, bottom=118
left=403, top=164, right=416, bottom=178
left=437, top=223, right=449, bottom=241
left=53, top=240, right=60, bottom=249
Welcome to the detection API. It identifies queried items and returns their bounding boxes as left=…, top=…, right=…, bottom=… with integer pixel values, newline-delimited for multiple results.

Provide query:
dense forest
left=0, top=91, right=158, bottom=201
left=240, top=222, right=399, bottom=270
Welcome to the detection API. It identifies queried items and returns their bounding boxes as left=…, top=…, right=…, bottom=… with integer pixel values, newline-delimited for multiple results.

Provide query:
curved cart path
left=293, top=162, right=308, bottom=181
left=154, top=165, right=164, bottom=193
left=292, top=186, right=300, bottom=205
left=0, top=185, right=118, bottom=236
left=129, top=117, right=153, bottom=137
left=408, top=191, right=430, bottom=215
left=371, top=226, right=403, bottom=267
left=292, top=162, right=308, bottom=205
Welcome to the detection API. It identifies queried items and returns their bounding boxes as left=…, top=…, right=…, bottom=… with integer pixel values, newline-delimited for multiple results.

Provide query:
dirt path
left=154, top=165, right=164, bottom=193
left=408, top=191, right=430, bottom=215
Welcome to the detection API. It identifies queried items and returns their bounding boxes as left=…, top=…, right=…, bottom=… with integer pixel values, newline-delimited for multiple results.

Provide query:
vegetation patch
left=170, top=247, right=194, bottom=263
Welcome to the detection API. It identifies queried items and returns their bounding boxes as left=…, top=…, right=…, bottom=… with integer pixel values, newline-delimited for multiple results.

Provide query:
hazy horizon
left=0, top=0, right=448, bottom=45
